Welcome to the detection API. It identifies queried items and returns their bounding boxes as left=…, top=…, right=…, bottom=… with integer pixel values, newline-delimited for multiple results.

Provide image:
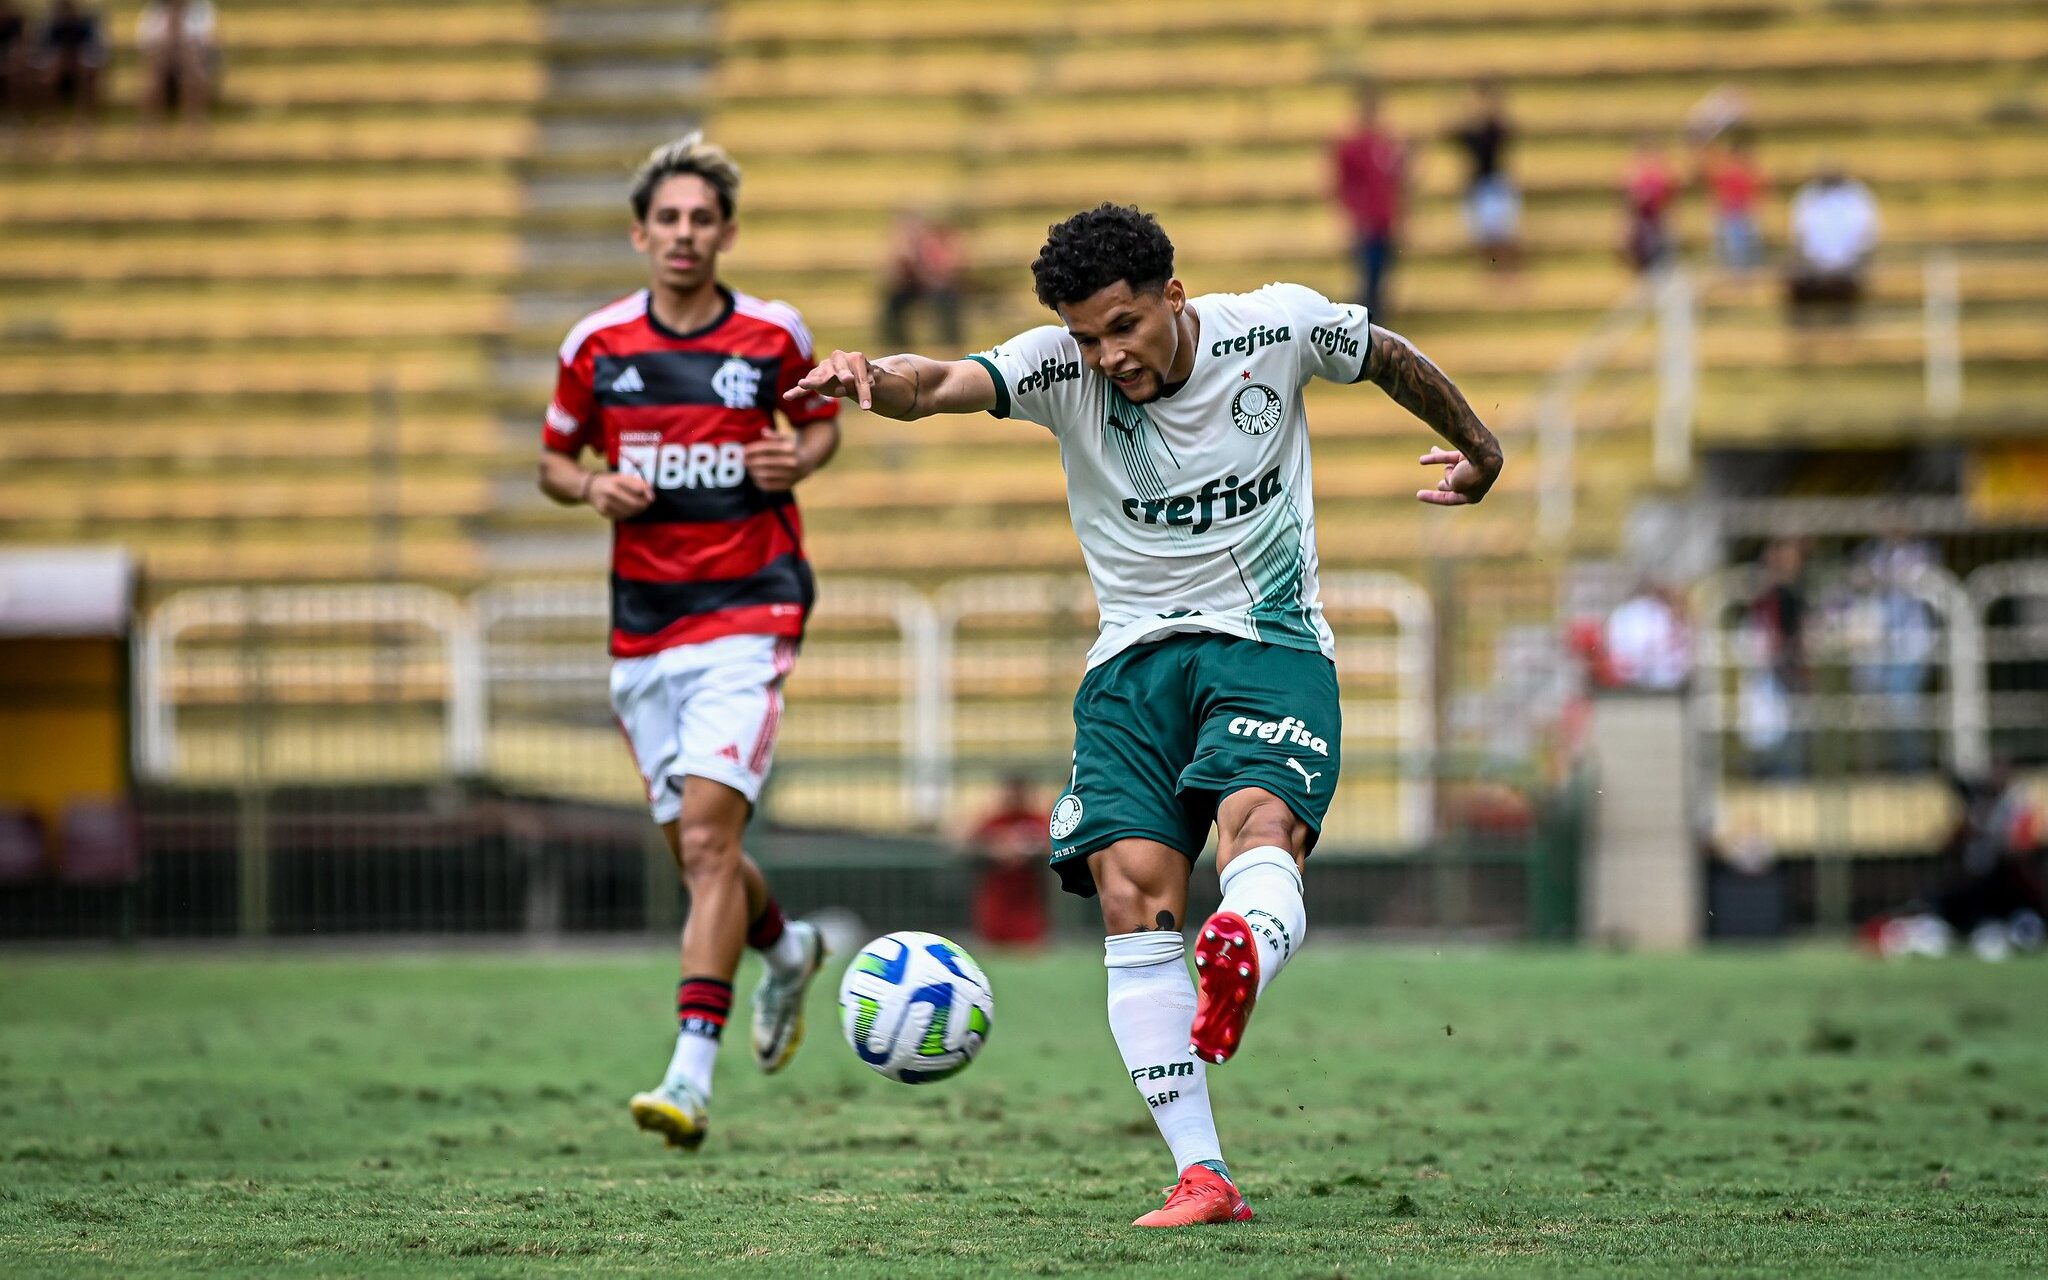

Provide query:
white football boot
left=751, top=919, right=827, bottom=1073
left=629, top=1079, right=710, bottom=1151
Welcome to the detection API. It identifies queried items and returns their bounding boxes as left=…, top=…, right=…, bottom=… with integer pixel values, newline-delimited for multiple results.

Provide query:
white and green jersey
left=970, top=282, right=1372, bottom=670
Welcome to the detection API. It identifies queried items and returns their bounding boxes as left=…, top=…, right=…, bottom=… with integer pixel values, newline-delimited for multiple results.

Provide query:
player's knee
left=675, top=821, right=743, bottom=882
left=1092, top=851, right=1184, bottom=935
left=1096, top=877, right=1175, bottom=935
left=1219, top=791, right=1308, bottom=861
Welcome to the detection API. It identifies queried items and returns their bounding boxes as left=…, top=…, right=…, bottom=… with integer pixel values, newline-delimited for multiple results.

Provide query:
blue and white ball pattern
left=837, top=931, right=994, bottom=1084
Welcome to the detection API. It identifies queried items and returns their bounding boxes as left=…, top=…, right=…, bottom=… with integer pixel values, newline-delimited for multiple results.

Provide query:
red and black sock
left=676, top=977, right=732, bottom=1041
left=746, top=898, right=787, bottom=951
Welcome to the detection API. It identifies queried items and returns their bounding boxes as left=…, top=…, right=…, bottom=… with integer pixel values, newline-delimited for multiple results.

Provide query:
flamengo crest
left=712, top=357, right=762, bottom=409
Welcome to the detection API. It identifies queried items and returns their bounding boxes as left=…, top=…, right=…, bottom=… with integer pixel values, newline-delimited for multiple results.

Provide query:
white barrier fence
left=1687, top=561, right=2048, bottom=858
left=135, top=573, right=1438, bottom=843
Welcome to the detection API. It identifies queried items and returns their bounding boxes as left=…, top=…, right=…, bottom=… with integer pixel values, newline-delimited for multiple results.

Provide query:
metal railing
left=1967, top=560, right=2048, bottom=769
left=136, top=585, right=482, bottom=781
left=1534, top=247, right=1982, bottom=550
left=1531, top=269, right=1671, bottom=547
left=134, top=573, right=1439, bottom=845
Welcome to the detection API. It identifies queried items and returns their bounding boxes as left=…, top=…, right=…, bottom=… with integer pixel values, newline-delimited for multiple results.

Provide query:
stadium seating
left=644, top=0, right=2047, bottom=847
left=644, top=0, right=2048, bottom=586
left=0, top=0, right=546, bottom=595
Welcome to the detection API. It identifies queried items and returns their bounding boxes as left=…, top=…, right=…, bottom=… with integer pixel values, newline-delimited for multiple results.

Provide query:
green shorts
left=1048, top=632, right=1342, bottom=898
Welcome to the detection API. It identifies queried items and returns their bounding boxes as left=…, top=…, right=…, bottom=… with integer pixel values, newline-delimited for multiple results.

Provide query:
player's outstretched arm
left=1362, top=325, right=1505, bottom=507
left=785, top=351, right=996, bottom=421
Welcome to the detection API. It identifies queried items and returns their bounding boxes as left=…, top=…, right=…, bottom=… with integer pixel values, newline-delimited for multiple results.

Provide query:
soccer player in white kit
left=791, top=204, right=1503, bottom=1226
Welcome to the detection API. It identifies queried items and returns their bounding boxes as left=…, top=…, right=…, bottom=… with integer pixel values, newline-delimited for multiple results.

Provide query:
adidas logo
left=717, top=744, right=741, bottom=763
left=611, top=366, right=646, bottom=394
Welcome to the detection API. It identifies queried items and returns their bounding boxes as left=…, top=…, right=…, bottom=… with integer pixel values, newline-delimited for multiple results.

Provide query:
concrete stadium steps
left=721, top=0, right=2035, bottom=42
left=0, top=172, right=522, bottom=227
left=7, top=115, right=540, bottom=167
left=710, top=70, right=2034, bottom=157
left=0, top=345, right=492, bottom=398
left=487, top=311, right=2042, bottom=400
left=653, top=187, right=2048, bottom=278
left=523, top=256, right=2048, bottom=342
left=111, top=534, right=489, bottom=593
left=709, top=12, right=2045, bottom=100
left=0, top=286, right=512, bottom=345
left=681, top=133, right=2048, bottom=218
left=0, top=472, right=495, bottom=528
left=504, top=0, right=2047, bottom=611
left=65, top=55, right=548, bottom=113
left=0, top=0, right=550, bottom=596
left=0, top=414, right=505, bottom=467
left=0, top=230, right=522, bottom=284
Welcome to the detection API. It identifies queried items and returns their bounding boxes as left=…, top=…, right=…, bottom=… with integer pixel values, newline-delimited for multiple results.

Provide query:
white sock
left=662, top=1029, right=719, bottom=1100
left=1217, top=845, right=1306, bottom=996
left=765, top=920, right=810, bottom=975
left=1105, top=931, right=1222, bottom=1175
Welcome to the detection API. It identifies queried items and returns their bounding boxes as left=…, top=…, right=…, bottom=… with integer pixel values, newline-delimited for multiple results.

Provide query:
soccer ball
left=837, top=931, right=994, bottom=1084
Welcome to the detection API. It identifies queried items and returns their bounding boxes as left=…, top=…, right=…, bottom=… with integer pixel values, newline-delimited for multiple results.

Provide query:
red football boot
left=1132, top=1164, right=1255, bottom=1228
left=1189, top=910, right=1259, bottom=1065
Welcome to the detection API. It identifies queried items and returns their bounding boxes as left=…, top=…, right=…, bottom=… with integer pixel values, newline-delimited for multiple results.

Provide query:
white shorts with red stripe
left=609, top=632, right=797, bottom=822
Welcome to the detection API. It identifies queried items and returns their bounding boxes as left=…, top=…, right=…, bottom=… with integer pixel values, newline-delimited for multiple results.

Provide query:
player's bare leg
left=1093, top=840, right=1252, bottom=1227
left=630, top=777, right=823, bottom=1146
left=1190, top=789, right=1310, bottom=1066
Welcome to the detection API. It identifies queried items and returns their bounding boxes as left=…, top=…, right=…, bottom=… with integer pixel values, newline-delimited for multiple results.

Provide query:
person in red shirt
left=879, top=207, right=966, bottom=350
left=1330, top=84, right=1408, bottom=320
left=965, top=774, right=1051, bottom=948
left=537, top=133, right=841, bottom=1154
left=1702, top=128, right=1766, bottom=273
left=1622, top=137, right=1678, bottom=274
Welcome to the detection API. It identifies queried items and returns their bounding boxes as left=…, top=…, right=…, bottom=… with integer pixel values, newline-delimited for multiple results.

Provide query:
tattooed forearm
left=1364, top=325, right=1503, bottom=477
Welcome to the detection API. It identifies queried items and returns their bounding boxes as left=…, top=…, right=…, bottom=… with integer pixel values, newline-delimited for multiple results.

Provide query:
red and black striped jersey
left=545, top=287, right=839, bottom=658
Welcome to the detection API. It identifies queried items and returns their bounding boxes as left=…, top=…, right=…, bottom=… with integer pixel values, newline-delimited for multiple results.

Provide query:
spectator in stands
left=1450, top=79, right=1520, bottom=273
left=0, top=1, right=29, bottom=119
left=34, top=0, right=104, bottom=122
left=1871, top=765, right=2046, bottom=960
left=1786, top=167, right=1879, bottom=328
left=963, top=774, right=1050, bottom=949
left=1331, top=82, right=1408, bottom=321
left=878, top=207, right=965, bottom=351
left=1604, top=579, right=1691, bottom=691
left=137, top=0, right=216, bottom=125
left=1847, top=528, right=1939, bottom=772
left=1701, top=129, right=1766, bottom=274
left=1621, top=137, right=1678, bottom=275
left=1741, top=539, right=1809, bottom=776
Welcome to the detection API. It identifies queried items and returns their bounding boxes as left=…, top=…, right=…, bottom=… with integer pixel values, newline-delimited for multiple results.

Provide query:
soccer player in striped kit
left=538, top=134, right=840, bottom=1151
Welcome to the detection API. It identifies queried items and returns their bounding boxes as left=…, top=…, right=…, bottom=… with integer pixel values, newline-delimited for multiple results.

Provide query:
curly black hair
left=1030, top=203, right=1176, bottom=310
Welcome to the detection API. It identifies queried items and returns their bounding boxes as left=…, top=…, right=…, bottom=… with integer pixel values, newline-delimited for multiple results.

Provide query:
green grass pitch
left=1, top=945, right=2043, bottom=1276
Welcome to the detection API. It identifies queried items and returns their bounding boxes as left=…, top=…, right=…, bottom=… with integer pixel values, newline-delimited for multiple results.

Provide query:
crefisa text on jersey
left=1310, top=324, right=1361, bottom=359
left=1015, top=357, right=1082, bottom=396
left=1209, top=324, right=1291, bottom=358
left=1119, top=464, right=1284, bottom=535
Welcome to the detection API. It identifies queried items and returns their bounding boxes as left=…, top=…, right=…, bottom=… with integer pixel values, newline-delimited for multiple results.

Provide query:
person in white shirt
left=790, top=202, right=1503, bottom=1229
left=1787, top=168, right=1879, bottom=326
left=1605, top=582, right=1692, bottom=691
